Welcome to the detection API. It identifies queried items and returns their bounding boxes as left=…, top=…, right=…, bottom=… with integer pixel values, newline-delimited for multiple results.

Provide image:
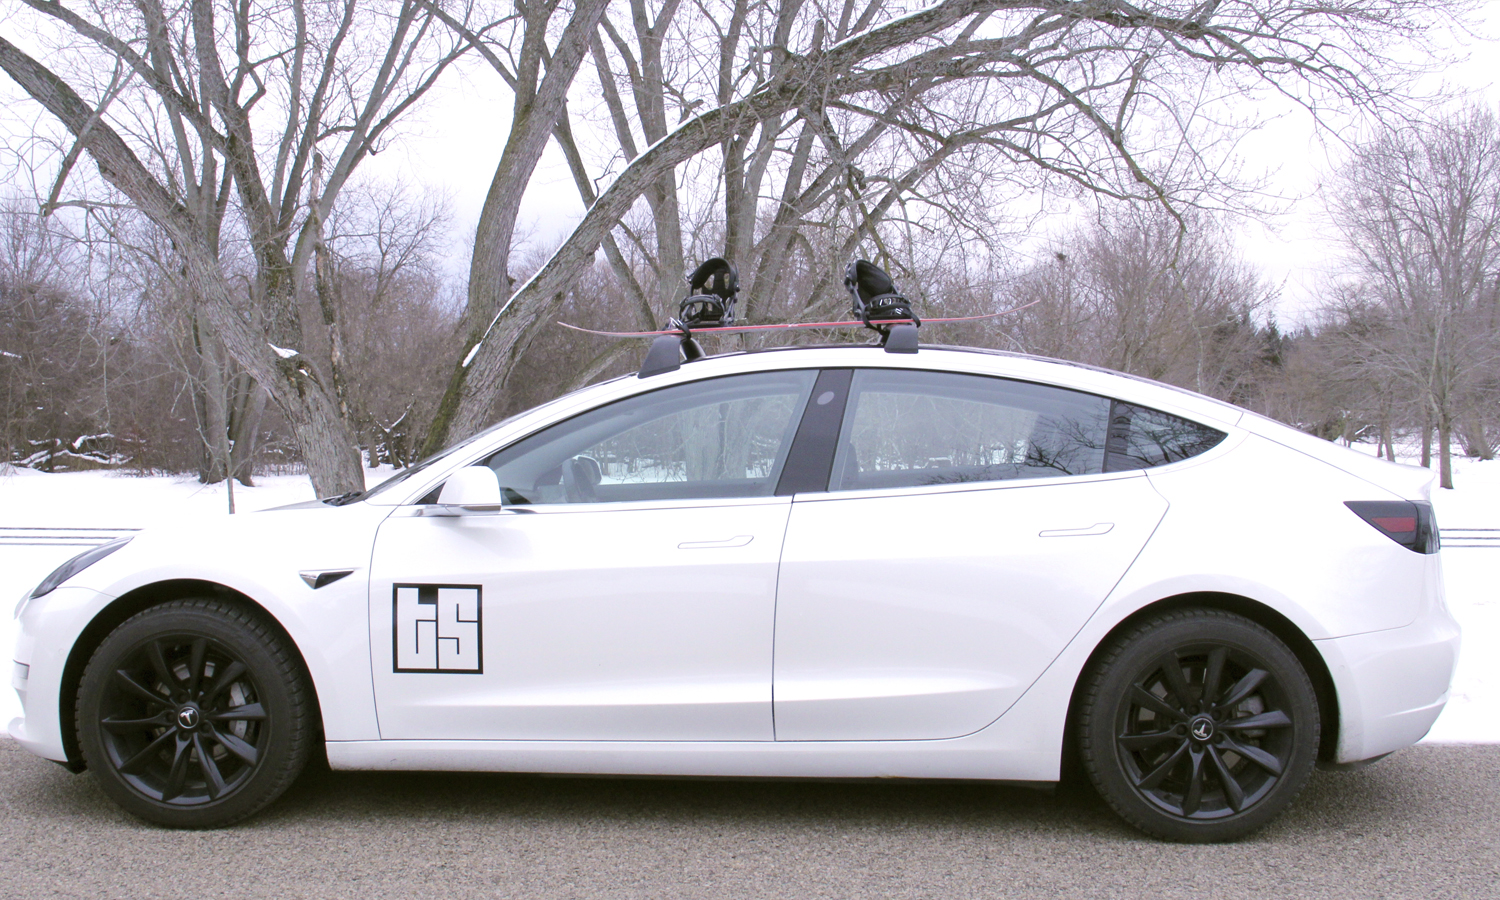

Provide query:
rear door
left=772, top=368, right=1168, bottom=741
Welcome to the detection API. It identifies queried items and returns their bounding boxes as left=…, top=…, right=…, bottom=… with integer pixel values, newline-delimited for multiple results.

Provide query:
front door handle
left=678, top=535, right=754, bottom=549
left=1039, top=523, right=1114, bottom=537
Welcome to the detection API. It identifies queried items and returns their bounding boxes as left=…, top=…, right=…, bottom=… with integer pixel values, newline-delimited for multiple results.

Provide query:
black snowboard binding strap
left=678, top=257, right=739, bottom=329
left=845, top=259, right=920, bottom=327
left=845, top=259, right=920, bottom=353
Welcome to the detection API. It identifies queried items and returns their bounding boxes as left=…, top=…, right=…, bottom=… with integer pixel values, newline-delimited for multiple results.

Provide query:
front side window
left=480, top=370, right=817, bottom=504
left=830, top=369, right=1112, bottom=491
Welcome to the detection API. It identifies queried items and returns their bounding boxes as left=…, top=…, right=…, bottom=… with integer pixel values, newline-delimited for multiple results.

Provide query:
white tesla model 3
left=10, top=342, right=1458, bottom=840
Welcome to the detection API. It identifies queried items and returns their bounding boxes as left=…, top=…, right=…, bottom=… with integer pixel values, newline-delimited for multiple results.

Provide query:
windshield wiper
left=321, top=490, right=365, bottom=506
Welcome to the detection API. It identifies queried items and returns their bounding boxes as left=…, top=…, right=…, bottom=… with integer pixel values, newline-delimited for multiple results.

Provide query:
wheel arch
left=57, top=579, right=323, bottom=771
left=1062, top=591, right=1340, bottom=774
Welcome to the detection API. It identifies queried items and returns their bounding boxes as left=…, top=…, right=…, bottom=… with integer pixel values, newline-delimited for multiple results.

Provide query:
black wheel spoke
left=1180, top=746, right=1206, bottom=816
left=1203, top=647, right=1228, bottom=706
left=159, top=734, right=193, bottom=802
left=113, top=670, right=174, bottom=709
left=1129, top=685, right=1187, bottom=721
left=186, top=639, right=208, bottom=697
left=192, top=734, right=227, bottom=800
left=101, top=712, right=171, bottom=734
left=1220, top=735, right=1285, bottom=776
left=145, top=640, right=181, bottom=699
left=202, top=661, right=247, bottom=704
left=1155, top=652, right=1193, bottom=708
left=1219, top=710, right=1292, bottom=731
left=1206, top=745, right=1247, bottom=812
left=1135, top=738, right=1190, bottom=790
left=117, top=729, right=176, bottom=775
left=209, top=702, right=266, bottom=722
left=207, top=725, right=259, bottom=766
left=1216, top=668, right=1269, bottom=710
left=1117, top=730, right=1179, bottom=751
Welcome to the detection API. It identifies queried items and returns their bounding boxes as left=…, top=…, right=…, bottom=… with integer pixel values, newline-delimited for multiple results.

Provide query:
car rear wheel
left=76, top=598, right=313, bottom=828
left=1078, top=608, right=1319, bottom=842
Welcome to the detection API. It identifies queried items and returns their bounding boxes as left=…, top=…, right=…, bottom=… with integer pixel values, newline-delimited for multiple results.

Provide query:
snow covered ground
left=1, top=455, right=1495, bottom=743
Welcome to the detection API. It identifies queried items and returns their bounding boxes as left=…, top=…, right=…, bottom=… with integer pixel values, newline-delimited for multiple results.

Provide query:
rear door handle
left=1039, top=523, right=1114, bottom=537
left=678, top=535, right=754, bottom=549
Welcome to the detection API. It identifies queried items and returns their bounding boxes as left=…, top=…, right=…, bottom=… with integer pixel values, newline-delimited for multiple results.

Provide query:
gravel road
left=1, top=739, right=1495, bottom=899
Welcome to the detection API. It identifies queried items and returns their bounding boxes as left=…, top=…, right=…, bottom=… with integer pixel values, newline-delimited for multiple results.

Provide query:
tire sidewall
left=77, top=600, right=308, bottom=828
left=1080, top=610, right=1320, bottom=842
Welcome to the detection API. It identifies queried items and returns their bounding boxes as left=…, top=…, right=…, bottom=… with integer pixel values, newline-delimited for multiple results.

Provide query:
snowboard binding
left=844, top=259, right=920, bottom=352
left=676, top=257, right=739, bottom=329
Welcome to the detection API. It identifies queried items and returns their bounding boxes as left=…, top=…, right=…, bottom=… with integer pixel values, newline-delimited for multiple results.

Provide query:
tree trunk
left=191, top=313, right=232, bottom=484
left=227, top=374, right=265, bottom=486
left=1438, top=415, right=1454, bottom=489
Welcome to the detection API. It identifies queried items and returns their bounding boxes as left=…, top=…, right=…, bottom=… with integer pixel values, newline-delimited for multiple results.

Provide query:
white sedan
left=10, top=343, right=1458, bottom=841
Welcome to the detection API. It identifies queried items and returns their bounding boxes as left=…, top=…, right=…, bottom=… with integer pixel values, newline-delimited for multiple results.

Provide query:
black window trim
left=774, top=368, right=853, bottom=496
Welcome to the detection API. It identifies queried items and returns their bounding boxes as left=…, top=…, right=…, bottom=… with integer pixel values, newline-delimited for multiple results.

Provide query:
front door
left=369, top=369, right=818, bottom=742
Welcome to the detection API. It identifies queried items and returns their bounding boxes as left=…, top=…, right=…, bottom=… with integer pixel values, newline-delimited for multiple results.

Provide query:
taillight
left=1344, top=500, right=1439, bottom=554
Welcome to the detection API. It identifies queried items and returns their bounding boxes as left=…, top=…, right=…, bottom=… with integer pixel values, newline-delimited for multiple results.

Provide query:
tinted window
left=480, top=370, right=816, bottom=503
left=1104, top=403, right=1226, bottom=471
left=830, top=369, right=1111, bottom=491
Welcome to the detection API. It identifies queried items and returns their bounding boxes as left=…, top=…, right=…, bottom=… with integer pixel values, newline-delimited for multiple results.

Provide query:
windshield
left=354, top=379, right=628, bottom=504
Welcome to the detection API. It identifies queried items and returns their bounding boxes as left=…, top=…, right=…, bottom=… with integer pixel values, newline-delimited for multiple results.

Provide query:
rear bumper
left=1317, top=603, right=1461, bottom=764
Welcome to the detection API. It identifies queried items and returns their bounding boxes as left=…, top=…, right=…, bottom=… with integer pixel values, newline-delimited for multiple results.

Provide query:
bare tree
left=425, top=0, right=1466, bottom=452
left=1004, top=207, right=1276, bottom=402
left=0, top=0, right=472, bottom=496
left=1328, top=106, right=1500, bottom=488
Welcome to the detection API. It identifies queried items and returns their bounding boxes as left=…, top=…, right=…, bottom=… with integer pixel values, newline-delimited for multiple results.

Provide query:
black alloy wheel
left=77, top=598, right=313, bottom=828
left=1079, top=608, right=1319, bottom=842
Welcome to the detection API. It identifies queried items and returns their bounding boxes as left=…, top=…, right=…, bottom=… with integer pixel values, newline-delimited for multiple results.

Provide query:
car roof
left=629, top=342, right=1248, bottom=428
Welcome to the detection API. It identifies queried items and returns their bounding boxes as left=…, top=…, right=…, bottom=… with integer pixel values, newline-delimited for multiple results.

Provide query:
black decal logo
left=393, top=584, right=483, bottom=673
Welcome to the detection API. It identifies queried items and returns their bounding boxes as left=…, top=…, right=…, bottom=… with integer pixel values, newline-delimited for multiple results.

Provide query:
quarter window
left=1104, top=403, right=1226, bottom=471
left=480, top=370, right=816, bottom=504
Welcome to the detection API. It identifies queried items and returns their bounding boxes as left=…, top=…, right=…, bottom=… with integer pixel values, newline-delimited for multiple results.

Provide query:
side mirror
left=428, top=466, right=504, bottom=514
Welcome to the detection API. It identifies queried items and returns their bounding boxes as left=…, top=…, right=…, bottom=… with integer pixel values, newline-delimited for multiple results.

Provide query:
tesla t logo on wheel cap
left=1190, top=716, right=1214, bottom=741
left=177, top=707, right=200, bottom=729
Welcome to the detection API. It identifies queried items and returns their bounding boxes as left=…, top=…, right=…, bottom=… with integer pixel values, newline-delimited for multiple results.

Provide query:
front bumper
left=9, top=586, right=112, bottom=765
left=1317, top=601, right=1461, bottom=764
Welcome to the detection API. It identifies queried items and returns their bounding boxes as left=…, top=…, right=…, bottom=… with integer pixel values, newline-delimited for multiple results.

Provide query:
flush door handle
left=678, top=535, right=754, bottom=549
left=1039, top=523, right=1114, bottom=538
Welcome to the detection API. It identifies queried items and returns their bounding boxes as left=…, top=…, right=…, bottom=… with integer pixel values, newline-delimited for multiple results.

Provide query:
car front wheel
left=1078, top=608, right=1319, bottom=842
left=76, top=597, right=313, bottom=827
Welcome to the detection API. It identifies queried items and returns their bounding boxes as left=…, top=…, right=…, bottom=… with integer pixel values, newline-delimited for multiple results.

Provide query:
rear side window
left=830, top=369, right=1112, bottom=490
left=1104, top=402, right=1226, bottom=471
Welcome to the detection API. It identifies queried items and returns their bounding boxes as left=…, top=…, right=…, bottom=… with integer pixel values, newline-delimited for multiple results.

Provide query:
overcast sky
left=349, top=1, right=1500, bottom=329
left=3, top=2, right=1497, bottom=328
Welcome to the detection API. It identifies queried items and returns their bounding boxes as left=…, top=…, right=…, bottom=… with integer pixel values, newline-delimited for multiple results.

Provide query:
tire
left=76, top=598, right=313, bottom=828
left=1078, top=608, right=1319, bottom=842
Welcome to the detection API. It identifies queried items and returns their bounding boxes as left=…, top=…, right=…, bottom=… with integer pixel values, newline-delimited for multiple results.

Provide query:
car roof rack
left=633, top=258, right=920, bottom=377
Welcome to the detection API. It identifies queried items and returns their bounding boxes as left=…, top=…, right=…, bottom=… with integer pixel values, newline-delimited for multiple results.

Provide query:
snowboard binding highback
left=677, top=257, right=739, bottom=329
left=844, top=259, right=920, bottom=352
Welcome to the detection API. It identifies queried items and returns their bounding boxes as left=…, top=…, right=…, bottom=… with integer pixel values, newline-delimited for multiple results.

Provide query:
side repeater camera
left=1344, top=501, right=1439, bottom=554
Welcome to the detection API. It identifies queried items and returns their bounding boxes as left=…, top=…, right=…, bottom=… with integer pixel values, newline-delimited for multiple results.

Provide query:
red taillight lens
left=1345, top=501, right=1439, bottom=554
